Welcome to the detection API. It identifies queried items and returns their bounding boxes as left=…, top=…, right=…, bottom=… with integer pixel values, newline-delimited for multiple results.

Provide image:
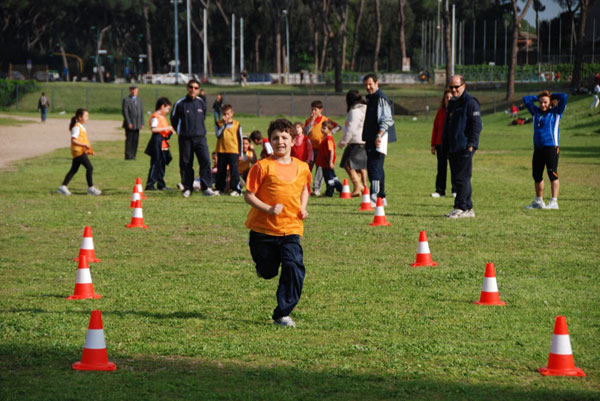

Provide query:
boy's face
left=251, top=137, right=261, bottom=146
left=295, top=124, right=303, bottom=136
left=270, top=130, right=293, bottom=157
left=223, top=109, right=234, bottom=121
left=160, top=104, right=171, bottom=115
left=311, top=107, right=322, bottom=118
left=539, top=96, right=550, bottom=112
left=242, top=139, right=250, bottom=151
left=321, top=124, right=330, bottom=136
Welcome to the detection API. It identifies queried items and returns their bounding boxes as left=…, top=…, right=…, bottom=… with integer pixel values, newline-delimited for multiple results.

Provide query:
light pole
left=283, top=9, right=290, bottom=85
left=171, top=0, right=182, bottom=85
left=90, top=26, right=100, bottom=76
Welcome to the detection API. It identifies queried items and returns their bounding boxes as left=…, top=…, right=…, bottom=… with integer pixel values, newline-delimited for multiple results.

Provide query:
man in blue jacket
left=171, top=79, right=218, bottom=198
left=442, top=75, right=482, bottom=218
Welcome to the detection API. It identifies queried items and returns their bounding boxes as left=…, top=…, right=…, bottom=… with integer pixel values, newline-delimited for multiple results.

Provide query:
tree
left=506, top=0, right=533, bottom=100
left=533, top=0, right=545, bottom=68
left=141, top=0, right=154, bottom=74
left=572, top=0, right=592, bottom=89
left=397, top=0, right=407, bottom=63
left=374, top=0, right=382, bottom=72
left=349, top=0, right=365, bottom=71
left=443, top=0, right=451, bottom=84
left=325, top=0, right=350, bottom=92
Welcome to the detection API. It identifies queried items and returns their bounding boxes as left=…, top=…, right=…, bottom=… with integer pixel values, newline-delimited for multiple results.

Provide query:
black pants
left=321, top=167, right=343, bottom=197
left=532, top=146, right=559, bottom=182
left=435, top=144, right=456, bottom=196
left=62, top=154, right=93, bottom=187
left=249, top=231, right=305, bottom=321
left=178, top=135, right=212, bottom=191
left=124, top=129, right=139, bottom=160
left=449, top=149, right=475, bottom=210
left=366, top=141, right=386, bottom=201
left=216, top=153, right=241, bottom=193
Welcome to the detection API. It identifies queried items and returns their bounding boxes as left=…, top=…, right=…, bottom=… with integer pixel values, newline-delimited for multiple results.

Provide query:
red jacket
left=431, top=107, right=446, bottom=147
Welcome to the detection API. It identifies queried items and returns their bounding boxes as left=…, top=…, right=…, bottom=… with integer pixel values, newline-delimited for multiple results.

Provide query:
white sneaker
left=460, top=209, right=475, bottom=218
left=57, top=185, right=71, bottom=196
left=87, top=186, right=102, bottom=196
left=545, top=200, right=559, bottom=210
left=312, top=190, right=321, bottom=197
left=526, top=200, right=545, bottom=209
left=431, top=192, right=442, bottom=198
left=382, top=198, right=388, bottom=207
left=182, top=189, right=192, bottom=198
left=176, top=182, right=185, bottom=191
left=202, top=188, right=219, bottom=196
left=230, top=191, right=241, bottom=197
left=445, top=209, right=464, bottom=218
left=192, top=178, right=201, bottom=191
left=273, top=316, right=296, bottom=327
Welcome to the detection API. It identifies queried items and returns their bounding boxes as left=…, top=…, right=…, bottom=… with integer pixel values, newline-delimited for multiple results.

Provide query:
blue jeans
left=366, top=141, right=386, bottom=201
left=449, top=149, right=475, bottom=210
left=249, top=231, right=305, bottom=320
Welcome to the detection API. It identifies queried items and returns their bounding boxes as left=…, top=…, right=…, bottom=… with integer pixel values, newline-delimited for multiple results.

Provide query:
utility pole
left=203, top=8, right=207, bottom=79
left=231, top=13, right=235, bottom=82
left=174, top=0, right=180, bottom=85
left=187, top=0, right=192, bottom=77
left=240, top=17, right=244, bottom=74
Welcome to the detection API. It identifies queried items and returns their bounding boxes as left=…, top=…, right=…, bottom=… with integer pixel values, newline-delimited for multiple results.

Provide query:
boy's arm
left=237, top=125, right=243, bottom=155
left=328, top=147, right=335, bottom=169
left=522, top=95, right=539, bottom=116
left=299, top=185, right=309, bottom=220
left=244, top=191, right=283, bottom=215
left=552, top=93, right=568, bottom=115
left=215, top=121, right=226, bottom=138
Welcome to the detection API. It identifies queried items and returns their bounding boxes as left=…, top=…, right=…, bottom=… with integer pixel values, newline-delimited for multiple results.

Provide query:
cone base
left=126, top=223, right=148, bottom=228
left=73, top=257, right=100, bottom=263
left=369, top=221, right=391, bottom=226
left=340, top=193, right=352, bottom=199
left=411, top=261, right=438, bottom=267
left=67, top=294, right=102, bottom=300
left=473, top=300, right=506, bottom=306
left=538, top=366, right=586, bottom=377
left=72, top=361, right=116, bottom=371
left=359, top=205, right=374, bottom=211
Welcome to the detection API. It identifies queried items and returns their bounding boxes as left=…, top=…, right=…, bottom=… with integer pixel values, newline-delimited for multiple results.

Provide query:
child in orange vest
left=144, top=97, right=175, bottom=190
left=316, top=120, right=343, bottom=197
left=58, top=108, right=101, bottom=196
left=244, top=118, right=312, bottom=327
left=238, top=136, right=257, bottom=184
left=215, top=104, right=243, bottom=195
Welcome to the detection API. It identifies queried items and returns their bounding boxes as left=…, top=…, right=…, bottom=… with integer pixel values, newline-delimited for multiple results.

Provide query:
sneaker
left=460, top=209, right=475, bottom=218
left=273, top=316, right=296, bottom=327
left=57, top=185, right=71, bottom=196
left=382, top=198, right=388, bottom=207
left=87, top=186, right=102, bottom=196
left=230, top=191, right=241, bottom=197
left=202, top=188, right=219, bottom=196
left=193, top=179, right=201, bottom=191
left=158, top=186, right=172, bottom=191
left=176, top=182, right=185, bottom=191
left=545, top=200, right=559, bottom=210
left=431, top=192, right=443, bottom=198
left=525, top=199, right=545, bottom=209
left=182, top=189, right=192, bottom=198
left=445, top=209, right=464, bottom=218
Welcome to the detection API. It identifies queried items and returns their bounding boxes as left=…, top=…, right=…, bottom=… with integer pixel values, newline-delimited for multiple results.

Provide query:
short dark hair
left=310, top=100, right=323, bottom=109
left=267, top=118, right=295, bottom=140
left=345, top=90, right=366, bottom=111
left=321, top=119, right=335, bottom=131
left=250, top=130, right=263, bottom=141
left=363, top=73, right=378, bottom=83
left=155, top=97, right=171, bottom=110
left=221, top=104, right=233, bottom=113
left=187, top=79, right=201, bottom=87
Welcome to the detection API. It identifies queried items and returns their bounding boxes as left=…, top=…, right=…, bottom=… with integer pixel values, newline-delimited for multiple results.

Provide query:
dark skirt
left=339, top=143, right=367, bottom=170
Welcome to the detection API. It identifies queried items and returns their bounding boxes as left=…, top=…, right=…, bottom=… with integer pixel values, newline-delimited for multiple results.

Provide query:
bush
left=0, top=79, right=39, bottom=108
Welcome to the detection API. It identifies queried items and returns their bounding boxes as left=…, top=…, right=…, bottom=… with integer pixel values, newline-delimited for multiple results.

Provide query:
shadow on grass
left=0, top=344, right=596, bottom=401
left=3, top=308, right=205, bottom=320
left=561, top=146, right=600, bottom=159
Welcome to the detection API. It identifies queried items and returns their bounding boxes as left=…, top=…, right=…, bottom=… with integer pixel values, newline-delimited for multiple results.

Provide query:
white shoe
left=312, top=190, right=321, bottom=197
left=202, top=188, right=219, bottom=196
left=192, top=179, right=201, bottom=191
left=460, top=209, right=475, bottom=218
left=545, top=200, right=559, bottom=210
left=230, top=191, right=241, bottom=197
left=87, top=186, right=102, bottom=196
left=382, top=198, right=388, bottom=207
left=445, top=209, right=464, bottom=218
left=176, top=182, right=185, bottom=191
left=182, top=189, right=192, bottom=198
left=452, top=192, right=457, bottom=198
left=431, top=192, right=442, bottom=198
left=525, top=199, right=545, bottom=209
left=58, top=185, right=71, bottom=196
left=273, top=316, right=296, bottom=327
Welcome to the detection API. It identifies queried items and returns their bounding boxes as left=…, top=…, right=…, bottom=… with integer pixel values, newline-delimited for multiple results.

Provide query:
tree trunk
left=443, top=0, right=451, bottom=84
left=142, top=1, right=154, bottom=74
left=97, top=25, right=111, bottom=83
left=350, top=0, right=365, bottom=71
left=506, top=0, right=533, bottom=100
left=60, top=43, right=70, bottom=81
left=275, top=31, right=282, bottom=80
left=397, top=0, right=407, bottom=62
left=255, top=33, right=261, bottom=72
left=319, top=0, right=331, bottom=72
left=341, top=6, right=349, bottom=71
left=374, top=0, right=382, bottom=73
left=314, top=30, right=319, bottom=73
left=572, top=0, right=590, bottom=89
left=191, top=16, right=213, bottom=76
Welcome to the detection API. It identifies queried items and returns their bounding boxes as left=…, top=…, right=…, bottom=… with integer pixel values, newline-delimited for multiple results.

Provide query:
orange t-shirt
left=245, top=156, right=312, bottom=236
left=315, top=134, right=336, bottom=168
left=305, top=115, right=330, bottom=149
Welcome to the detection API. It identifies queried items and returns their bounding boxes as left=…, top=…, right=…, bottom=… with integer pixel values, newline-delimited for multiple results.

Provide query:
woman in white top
left=338, top=90, right=368, bottom=196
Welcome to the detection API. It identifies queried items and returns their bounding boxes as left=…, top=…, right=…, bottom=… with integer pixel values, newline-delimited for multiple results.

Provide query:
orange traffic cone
left=359, top=187, right=373, bottom=211
left=126, top=200, right=148, bottom=228
left=67, top=255, right=102, bottom=300
left=473, top=263, right=506, bottom=305
left=135, top=177, right=147, bottom=200
left=74, top=226, right=100, bottom=263
left=369, top=197, right=390, bottom=226
left=130, top=184, right=141, bottom=208
left=73, top=310, right=117, bottom=371
left=340, top=178, right=352, bottom=199
left=538, top=316, right=586, bottom=377
left=410, top=231, right=438, bottom=267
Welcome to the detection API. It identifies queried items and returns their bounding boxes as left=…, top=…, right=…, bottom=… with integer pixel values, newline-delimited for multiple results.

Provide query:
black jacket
left=442, top=90, right=482, bottom=154
left=171, top=95, right=207, bottom=137
left=362, top=89, right=397, bottom=143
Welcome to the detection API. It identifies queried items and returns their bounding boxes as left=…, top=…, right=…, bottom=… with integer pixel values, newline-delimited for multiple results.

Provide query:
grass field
left=0, top=92, right=599, bottom=400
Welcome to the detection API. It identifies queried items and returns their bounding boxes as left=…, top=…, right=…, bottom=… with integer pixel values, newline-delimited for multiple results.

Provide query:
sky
left=523, top=2, right=562, bottom=26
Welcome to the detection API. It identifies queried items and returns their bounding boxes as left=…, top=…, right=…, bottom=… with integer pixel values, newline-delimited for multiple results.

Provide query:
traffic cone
left=126, top=200, right=148, bottom=228
left=74, top=226, right=100, bottom=263
left=130, top=184, right=141, bottom=208
left=473, top=263, right=506, bottom=305
left=135, top=177, right=147, bottom=199
left=369, top=197, right=390, bottom=226
left=67, top=255, right=102, bottom=300
left=410, top=231, right=438, bottom=267
left=538, top=316, right=586, bottom=377
left=340, top=178, right=352, bottom=199
left=359, top=187, right=374, bottom=211
left=72, top=310, right=117, bottom=371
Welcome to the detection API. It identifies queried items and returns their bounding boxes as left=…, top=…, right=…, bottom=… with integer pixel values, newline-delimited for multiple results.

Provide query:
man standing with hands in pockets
left=122, top=85, right=144, bottom=160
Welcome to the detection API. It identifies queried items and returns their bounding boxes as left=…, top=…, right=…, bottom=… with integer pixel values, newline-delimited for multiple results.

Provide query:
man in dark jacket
left=362, top=74, right=396, bottom=206
left=171, top=79, right=217, bottom=197
left=122, top=85, right=144, bottom=160
left=442, top=75, right=482, bottom=218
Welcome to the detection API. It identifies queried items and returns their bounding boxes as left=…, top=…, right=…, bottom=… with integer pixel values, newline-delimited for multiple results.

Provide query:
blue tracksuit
left=522, top=93, right=567, bottom=147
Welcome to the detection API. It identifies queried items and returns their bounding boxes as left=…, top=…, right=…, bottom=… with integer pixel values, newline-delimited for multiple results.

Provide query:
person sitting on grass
left=244, top=118, right=312, bottom=328
left=522, top=90, right=567, bottom=210
left=58, top=108, right=101, bottom=196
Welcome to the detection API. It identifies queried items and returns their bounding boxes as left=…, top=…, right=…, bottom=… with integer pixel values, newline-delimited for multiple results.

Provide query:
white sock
left=551, top=197, right=557, bottom=202
left=536, top=197, right=543, bottom=203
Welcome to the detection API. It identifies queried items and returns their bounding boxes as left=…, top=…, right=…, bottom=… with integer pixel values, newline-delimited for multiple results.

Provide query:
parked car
left=34, top=70, right=60, bottom=82
left=152, top=72, right=190, bottom=85
left=9, top=71, right=26, bottom=80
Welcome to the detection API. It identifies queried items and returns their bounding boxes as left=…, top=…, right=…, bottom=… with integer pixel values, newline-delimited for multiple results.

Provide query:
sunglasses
left=188, top=85, right=200, bottom=90
left=449, top=84, right=463, bottom=89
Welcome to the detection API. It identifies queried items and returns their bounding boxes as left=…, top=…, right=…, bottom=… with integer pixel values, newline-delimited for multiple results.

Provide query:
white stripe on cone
left=131, top=192, right=140, bottom=202
left=550, top=334, right=573, bottom=355
left=75, top=269, right=92, bottom=284
left=481, top=277, right=499, bottom=292
left=136, top=184, right=144, bottom=193
left=362, top=194, right=370, bottom=202
left=374, top=206, right=385, bottom=216
left=416, top=241, right=430, bottom=254
left=342, top=184, right=350, bottom=192
left=83, top=329, right=107, bottom=349
left=132, top=208, right=143, bottom=218
left=80, top=237, right=94, bottom=250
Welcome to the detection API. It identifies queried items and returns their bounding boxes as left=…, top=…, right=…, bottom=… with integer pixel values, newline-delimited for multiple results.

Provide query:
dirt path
left=0, top=114, right=124, bottom=170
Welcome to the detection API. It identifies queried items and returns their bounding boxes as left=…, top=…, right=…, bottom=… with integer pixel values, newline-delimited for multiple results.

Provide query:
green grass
left=0, top=116, right=37, bottom=126
left=0, top=96, right=599, bottom=400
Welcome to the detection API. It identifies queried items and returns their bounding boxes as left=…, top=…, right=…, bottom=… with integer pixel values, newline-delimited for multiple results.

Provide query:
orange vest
left=305, top=115, right=329, bottom=149
left=238, top=150, right=254, bottom=174
left=216, top=119, right=241, bottom=154
left=150, top=112, right=171, bottom=150
left=71, top=123, right=93, bottom=158
left=245, top=157, right=311, bottom=236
